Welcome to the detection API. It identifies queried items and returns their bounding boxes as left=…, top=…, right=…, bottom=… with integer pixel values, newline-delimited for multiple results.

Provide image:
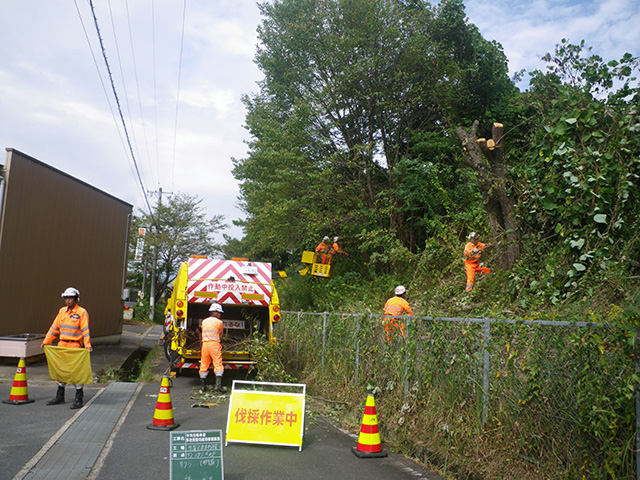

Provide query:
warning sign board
left=170, top=430, right=223, bottom=480
left=225, top=380, right=306, bottom=451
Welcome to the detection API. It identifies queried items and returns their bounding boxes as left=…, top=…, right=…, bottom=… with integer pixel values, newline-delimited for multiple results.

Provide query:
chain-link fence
left=275, top=311, right=637, bottom=479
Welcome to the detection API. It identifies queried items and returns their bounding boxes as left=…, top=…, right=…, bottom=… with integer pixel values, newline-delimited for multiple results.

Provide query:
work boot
left=200, top=378, right=207, bottom=393
left=214, top=375, right=223, bottom=392
left=47, top=385, right=65, bottom=405
left=70, top=389, right=84, bottom=409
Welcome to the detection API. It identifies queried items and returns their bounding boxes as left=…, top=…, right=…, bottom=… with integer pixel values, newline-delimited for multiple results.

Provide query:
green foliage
left=233, top=0, right=514, bottom=269
left=276, top=309, right=638, bottom=479
left=513, top=41, right=640, bottom=302
left=127, top=193, right=227, bottom=302
left=249, top=333, right=298, bottom=384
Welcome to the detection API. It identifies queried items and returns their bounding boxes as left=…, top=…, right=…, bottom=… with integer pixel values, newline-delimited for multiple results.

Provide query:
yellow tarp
left=44, top=346, right=93, bottom=384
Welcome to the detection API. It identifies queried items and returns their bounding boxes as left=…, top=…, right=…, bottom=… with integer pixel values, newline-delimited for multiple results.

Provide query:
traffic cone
left=352, top=394, right=387, bottom=458
left=3, top=358, right=34, bottom=405
left=147, top=375, right=180, bottom=431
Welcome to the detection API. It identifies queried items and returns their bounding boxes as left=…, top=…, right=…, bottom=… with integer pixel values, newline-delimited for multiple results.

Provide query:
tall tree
left=455, top=121, right=520, bottom=269
left=234, top=0, right=515, bottom=267
left=128, top=193, right=227, bottom=303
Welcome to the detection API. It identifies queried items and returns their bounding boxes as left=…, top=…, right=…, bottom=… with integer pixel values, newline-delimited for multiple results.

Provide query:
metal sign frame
left=225, top=380, right=306, bottom=451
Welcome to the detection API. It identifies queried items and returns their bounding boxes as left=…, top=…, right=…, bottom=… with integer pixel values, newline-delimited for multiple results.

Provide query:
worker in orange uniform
left=41, top=287, right=93, bottom=409
left=464, top=232, right=491, bottom=291
left=315, top=236, right=331, bottom=264
left=200, top=302, right=225, bottom=392
left=383, top=285, right=413, bottom=342
left=330, top=236, right=348, bottom=258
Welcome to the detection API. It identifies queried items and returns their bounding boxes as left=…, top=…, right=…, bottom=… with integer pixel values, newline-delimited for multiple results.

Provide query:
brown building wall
left=0, top=149, right=132, bottom=341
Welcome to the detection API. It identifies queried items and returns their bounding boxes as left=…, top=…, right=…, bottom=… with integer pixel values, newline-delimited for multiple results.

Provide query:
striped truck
left=163, top=256, right=281, bottom=373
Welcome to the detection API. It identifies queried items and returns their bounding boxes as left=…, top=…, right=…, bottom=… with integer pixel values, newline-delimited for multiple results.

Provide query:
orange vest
left=464, top=241, right=485, bottom=264
left=315, top=242, right=329, bottom=253
left=202, top=316, right=223, bottom=343
left=383, top=296, right=413, bottom=317
left=44, top=304, right=92, bottom=348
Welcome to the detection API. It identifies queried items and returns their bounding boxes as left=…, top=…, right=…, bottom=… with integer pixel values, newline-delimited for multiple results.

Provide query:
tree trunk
left=455, top=121, right=520, bottom=269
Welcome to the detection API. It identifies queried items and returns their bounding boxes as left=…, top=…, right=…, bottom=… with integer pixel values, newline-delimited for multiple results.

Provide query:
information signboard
left=225, top=380, right=306, bottom=451
left=170, top=430, right=223, bottom=480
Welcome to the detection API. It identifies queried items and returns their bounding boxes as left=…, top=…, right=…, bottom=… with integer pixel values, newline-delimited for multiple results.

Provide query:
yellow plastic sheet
left=44, top=346, right=93, bottom=384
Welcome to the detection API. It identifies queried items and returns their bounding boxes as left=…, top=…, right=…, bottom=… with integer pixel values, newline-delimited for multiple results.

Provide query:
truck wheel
left=163, top=341, right=180, bottom=365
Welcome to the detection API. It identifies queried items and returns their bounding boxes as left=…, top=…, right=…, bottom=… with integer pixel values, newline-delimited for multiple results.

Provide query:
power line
left=73, top=0, right=138, bottom=194
left=106, top=0, right=147, bottom=189
left=86, top=0, right=157, bottom=226
left=124, top=0, right=157, bottom=189
left=152, top=0, right=160, bottom=186
left=171, top=0, right=188, bottom=193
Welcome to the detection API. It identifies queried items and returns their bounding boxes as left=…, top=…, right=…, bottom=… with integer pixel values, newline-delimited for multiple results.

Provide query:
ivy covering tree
left=510, top=41, right=640, bottom=305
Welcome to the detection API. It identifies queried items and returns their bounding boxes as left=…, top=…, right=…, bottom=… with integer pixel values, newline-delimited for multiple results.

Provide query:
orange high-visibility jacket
left=330, top=242, right=347, bottom=255
left=315, top=242, right=330, bottom=254
left=43, top=304, right=92, bottom=349
left=201, top=316, right=223, bottom=344
left=200, top=316, right=224, bottom=374
left=383, top=296, right=414, bottom=317
left=464, top=241, right=486, bottom=264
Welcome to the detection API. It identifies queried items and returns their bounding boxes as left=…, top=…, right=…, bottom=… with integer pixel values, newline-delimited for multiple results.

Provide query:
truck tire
left=163, top=338, right=180, bottom=365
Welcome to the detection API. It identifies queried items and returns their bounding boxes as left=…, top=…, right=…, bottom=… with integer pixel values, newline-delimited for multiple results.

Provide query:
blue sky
left=0, top=0, right=638, bottom=242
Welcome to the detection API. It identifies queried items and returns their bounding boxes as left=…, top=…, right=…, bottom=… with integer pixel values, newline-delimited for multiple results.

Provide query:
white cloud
left=463, top=0, right=640, bottom=82
left=0, top=0, right=637, bottom=245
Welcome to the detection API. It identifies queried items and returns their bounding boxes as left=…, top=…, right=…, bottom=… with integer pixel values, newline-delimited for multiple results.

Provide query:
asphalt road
left=1, top=370, right=443, bottom=480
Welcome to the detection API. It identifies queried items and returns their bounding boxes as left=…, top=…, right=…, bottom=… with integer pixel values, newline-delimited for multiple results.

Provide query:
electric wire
left=86, top=0, right=157, bottom=227
left=107, top=0, right=147, bottom=189
left=171, top=0, right=188, bottom=192
left=72, top=0, right=138, bottom=196
left=152, top=0, right=160, bottom=186
left=124, top=0, right=157, bottom=189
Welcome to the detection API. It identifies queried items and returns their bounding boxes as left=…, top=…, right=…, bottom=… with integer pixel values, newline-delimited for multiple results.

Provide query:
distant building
left=0, top=148, right=132, bottom=343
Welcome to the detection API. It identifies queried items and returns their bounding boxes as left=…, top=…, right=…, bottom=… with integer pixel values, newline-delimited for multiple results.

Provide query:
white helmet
left=323, top=236, right=330, bottom=242
left=209, top=303, right=224, bottom=313
left=394, top=285, right=406, bottom=296
left=468, top=232, right=478, bottom=240
left=333, top=237, right=339, bottom=242
left=61, top=287, right=80, bottom=298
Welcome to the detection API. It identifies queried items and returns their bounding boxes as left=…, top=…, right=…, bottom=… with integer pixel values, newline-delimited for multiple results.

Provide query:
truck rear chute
left=163, top=257, right=281, bottom=374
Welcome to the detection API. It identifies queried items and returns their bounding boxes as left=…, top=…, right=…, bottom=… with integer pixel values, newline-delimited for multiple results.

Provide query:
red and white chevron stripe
left=176, top=362, right=255, bottom=370
left=187, top=258, right=272, bottom=306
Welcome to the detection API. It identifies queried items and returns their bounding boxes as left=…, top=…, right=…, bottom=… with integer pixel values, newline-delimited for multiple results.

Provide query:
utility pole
left=148, top=187, right=171, bottom=322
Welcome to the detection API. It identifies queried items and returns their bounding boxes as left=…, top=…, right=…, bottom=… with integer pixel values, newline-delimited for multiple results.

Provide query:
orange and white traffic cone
left=352, top=394, right=387, bottom=458
left=147, top=375, right=180, bottom=431
left=3, top=358, right=34, bottom=405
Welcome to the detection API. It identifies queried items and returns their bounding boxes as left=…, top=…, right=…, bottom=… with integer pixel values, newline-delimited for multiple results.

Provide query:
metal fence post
left=634, top=328, right=640, bottom=480
left=296, top=311, right=301, bottom=370
left=482, top=317, right=491, bottom=426
left=321, top=311, right=327, bottom=370
left=354, top=315, right=360, bottom=386
left=403, top=315, right=410, bottom=404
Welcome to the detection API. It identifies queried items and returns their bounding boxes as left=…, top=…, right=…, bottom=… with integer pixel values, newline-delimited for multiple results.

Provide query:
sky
left=1, top=0, right=638, bottom=243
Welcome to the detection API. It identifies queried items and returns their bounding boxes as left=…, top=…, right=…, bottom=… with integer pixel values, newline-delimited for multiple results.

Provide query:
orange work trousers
left=200, top=341, right=223, bottom=374
left=465, top=262, right=490, bottom=291
left=383, top=318, right=406, bottom=342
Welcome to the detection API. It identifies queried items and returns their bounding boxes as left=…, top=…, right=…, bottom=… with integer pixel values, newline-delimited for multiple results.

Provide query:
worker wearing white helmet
left=41, top=287, right=92, bottom=409
left=199, top=302, right=225, bottom=392
left=464, top=232, right=492, bottom=291
left=330, top=236, right=348, bottom=257
left=315, top=236, right=332, bottom=264
left=382, top=285, right=413, bottom=342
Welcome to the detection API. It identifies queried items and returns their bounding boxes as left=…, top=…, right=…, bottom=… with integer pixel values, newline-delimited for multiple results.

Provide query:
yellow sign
left=225, top=381, right=306, bottom=451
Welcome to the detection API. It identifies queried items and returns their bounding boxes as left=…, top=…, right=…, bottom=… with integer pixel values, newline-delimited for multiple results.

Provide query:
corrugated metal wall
left=0, top=149, right=132, bottom=341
